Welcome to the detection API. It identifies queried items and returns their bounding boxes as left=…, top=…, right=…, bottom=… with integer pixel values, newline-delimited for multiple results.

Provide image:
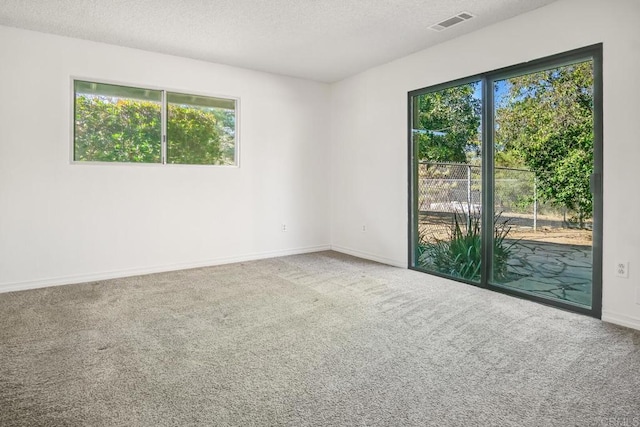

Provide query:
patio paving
left=497, top=239, right=592, bottom=307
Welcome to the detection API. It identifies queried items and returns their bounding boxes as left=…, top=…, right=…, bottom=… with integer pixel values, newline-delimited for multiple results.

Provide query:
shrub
left=417, top=209, right=514, bottom=281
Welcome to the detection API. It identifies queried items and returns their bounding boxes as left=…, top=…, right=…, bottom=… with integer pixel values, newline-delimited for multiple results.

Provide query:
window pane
left=74, top=81, right=162, bottom=163
left=166, top=92, right=236, bottom=165
left=412, top=81, right=483, bottom=283
left=491, top=60, right=595, bottom=308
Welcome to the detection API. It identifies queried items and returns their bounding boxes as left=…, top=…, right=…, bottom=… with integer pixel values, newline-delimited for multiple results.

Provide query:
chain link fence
left=417, top=162, right=541, bottom=243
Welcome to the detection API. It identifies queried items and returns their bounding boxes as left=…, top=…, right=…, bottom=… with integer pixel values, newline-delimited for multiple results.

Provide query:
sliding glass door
left=409, top=45, right=602, bottom=317
left=410, top=80, right=483, bottom=283
left=489, top=60, right=599, bottom=309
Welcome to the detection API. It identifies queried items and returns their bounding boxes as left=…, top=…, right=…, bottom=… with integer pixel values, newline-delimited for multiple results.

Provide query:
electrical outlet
left=615, top=261, right=629, bottom=278
left=282, top=224, right=287, bottom=232
left=362, top=225, right=366, bottom=232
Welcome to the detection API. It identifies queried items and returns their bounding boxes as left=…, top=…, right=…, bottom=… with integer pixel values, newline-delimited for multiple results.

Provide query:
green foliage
left=495, top=61, right=594, bottom=225
left=418, top=210, right=514, bottom=281
left=75, top=96, right=162, bottom=163
left=211, top=109, right=237, bottom=163
left=494, top=168, right=536, bottom=215
left=167, top=106, right=221, bottom=165
left=415, top=84, right=481, bottom=162
left=75, top=95, right=235, bottom=165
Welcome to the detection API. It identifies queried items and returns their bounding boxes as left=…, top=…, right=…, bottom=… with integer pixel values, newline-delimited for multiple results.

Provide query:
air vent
left=429, top=12, right=475, bottom=31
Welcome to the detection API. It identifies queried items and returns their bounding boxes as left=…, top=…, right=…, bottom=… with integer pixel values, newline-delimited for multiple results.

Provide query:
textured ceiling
left=0, top=0, right=560, bottom=82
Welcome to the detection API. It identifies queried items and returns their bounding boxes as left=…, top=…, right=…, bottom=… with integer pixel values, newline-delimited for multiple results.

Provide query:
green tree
left=167, top=106, right=222, bottom=165
left=75, top=95, right=234, bottom=165
left=75, top=97, right=162, bottom=163
left=495, top=61, right=594, bottom=225
left=212, top=109, right=236, bottom=163
left=415, top=84, right=481, bottom=163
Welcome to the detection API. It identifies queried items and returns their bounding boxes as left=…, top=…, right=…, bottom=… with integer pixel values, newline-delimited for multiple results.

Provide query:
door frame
left=408, top=44, right=603, bottom=318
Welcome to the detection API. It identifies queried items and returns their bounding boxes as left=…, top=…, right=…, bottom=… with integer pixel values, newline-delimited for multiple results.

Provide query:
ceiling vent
left=429, top=12, right=475, bottom=31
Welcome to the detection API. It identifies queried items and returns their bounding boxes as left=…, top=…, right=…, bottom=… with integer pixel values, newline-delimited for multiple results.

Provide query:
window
left=73, top=80, right=237, bottom=165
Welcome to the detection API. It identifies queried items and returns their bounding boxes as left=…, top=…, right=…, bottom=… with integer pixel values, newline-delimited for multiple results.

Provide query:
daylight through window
left=73, top=80, right=237, bottom=165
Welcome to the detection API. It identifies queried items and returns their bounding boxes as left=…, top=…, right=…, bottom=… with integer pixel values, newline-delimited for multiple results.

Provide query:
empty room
left=1, top=0, right=639, bottom=425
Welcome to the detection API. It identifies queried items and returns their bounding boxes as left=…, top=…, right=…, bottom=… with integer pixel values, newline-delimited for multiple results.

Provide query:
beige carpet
left=1, top=251, right=639, bottom=426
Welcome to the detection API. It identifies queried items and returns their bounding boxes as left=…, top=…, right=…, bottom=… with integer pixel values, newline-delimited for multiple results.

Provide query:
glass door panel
left=411, top=81, right=483, bottom=283
left=490, top=60, right=595, bottom=308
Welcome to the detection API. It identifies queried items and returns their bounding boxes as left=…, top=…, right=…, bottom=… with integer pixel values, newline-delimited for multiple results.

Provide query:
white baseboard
left=0, top=244, right=331, bottom=294
left=602, top=311, right=640, bottom=331
left=330, top=245, right=406, bottom=268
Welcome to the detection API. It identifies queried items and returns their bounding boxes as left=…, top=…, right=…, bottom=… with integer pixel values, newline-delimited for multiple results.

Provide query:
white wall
left=2, top=0, right=639, bottom=331
left=330, top=0, right=640, bottom=330
left=0, top=26, right=331, bottom=291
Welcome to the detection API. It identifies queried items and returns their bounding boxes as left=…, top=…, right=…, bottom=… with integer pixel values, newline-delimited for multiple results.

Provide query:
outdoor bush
left=417, top=209, right=515, bottom=282
left=75, top=96, right=235, bottom=165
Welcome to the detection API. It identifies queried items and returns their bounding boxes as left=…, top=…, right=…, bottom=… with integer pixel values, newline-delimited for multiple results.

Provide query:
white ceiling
left=0, top=0, right=560, bottom=82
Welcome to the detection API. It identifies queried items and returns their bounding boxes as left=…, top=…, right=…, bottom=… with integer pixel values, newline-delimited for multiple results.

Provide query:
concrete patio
left=498, top=239, right=592, bottom=306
